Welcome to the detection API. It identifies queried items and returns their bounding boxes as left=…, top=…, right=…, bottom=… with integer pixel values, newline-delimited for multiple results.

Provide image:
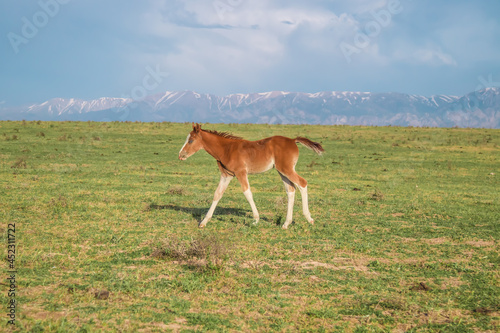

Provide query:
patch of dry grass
left=153, top=233, right=231, bottom=273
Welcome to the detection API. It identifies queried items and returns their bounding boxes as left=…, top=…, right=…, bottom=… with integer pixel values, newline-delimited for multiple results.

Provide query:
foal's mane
left=202, top=129, right=243, bottom=140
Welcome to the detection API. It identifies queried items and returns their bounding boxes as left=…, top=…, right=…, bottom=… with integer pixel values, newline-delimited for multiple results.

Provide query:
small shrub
left=11, top=157, right=27, bottom=169
left=167, top=186, right=186, bottom=195
left=153, top=234, right=231, bottom=273
left=5, top=134, right=18, bottom=141
left=152, top=235, right=188, bottom=260
left=94, top=290, right=110, bottom=300
left=307, top=160, right=318, bottom=168
left=49, top=195, right=68, bottom=208
left=370, top=189, right=384, bottom=201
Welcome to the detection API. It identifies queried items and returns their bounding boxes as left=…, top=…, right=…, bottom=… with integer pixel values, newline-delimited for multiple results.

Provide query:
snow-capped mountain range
left=1, top=88, right=499, bottom=128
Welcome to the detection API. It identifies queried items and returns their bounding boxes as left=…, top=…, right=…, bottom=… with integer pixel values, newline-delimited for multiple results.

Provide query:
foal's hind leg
left=277, top=168, right=314, bottom=225
left=297, top=184, right=314, bottom=225
left=199, top=175, right=232, bottom=228
left=279, top=173, right=296, bottom=229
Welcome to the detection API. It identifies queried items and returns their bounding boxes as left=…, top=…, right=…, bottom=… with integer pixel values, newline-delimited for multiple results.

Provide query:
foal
left=178, top=123, right=324, bottom=229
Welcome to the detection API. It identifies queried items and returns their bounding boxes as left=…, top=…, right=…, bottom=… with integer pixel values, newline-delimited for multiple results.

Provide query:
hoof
left=198, top=223, right=206, bottom=228
left=309, top=219, right=315, bottom=225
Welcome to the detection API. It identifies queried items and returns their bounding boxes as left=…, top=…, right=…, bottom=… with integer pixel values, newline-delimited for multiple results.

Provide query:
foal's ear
left=193, top=123, right=201, bottom=133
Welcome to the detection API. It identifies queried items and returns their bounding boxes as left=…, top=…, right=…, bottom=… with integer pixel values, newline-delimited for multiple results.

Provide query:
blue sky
left=1, top=0, right=499, bottom=106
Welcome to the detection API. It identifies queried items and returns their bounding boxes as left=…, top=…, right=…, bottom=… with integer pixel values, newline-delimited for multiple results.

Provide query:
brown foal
left=178, top=123, right=324, bottom=229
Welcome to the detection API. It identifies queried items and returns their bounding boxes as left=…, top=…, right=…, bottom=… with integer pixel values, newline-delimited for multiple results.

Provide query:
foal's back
left=234, top=136, right=299, bottom=174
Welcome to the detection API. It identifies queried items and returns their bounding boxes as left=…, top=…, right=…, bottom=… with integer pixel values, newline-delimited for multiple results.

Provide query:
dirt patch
left=410, top=282, right=431, bottom=291
left=146, top=274, right=171, bottom=282
left=465, top=240, right=495, bottom=247
left=350, top=212, right=373, bottom=217
left=393, top=308, right=473, bottom=332
left=139, top=318, right=197, bottom=333
left=422, top=237, right=452, bottom=245
left=473, top=307, right=499, bottom=316
left=398, top=237, right=417, bottom=243
left=26, top=308, right=68, bottom=321
left=239, top=259, right=370, bottom=273
left=308, top=275, right=323, bottom=282
left=124, top=265, right=138, bottom=269
left=299, top=260, right=368, bottom=272
left=238, top=260, right=266, bottom=269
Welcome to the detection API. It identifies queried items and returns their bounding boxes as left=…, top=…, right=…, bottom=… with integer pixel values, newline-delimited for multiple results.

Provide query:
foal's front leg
left=199, top=175, right=232, bottom=228
left=236, top=171, right=260, bottom=225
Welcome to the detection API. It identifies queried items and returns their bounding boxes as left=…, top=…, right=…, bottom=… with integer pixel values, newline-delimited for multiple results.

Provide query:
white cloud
left=414, top=48, right=457, bottom=66
left=120, top=0, right=497, bottom=96
left=134, top=0, right=363, bottom=93
left=392, top=43, right=457, bottom=67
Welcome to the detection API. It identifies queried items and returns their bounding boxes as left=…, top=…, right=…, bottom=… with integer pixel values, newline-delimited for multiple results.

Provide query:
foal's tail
left=295, top=137, right=325, bottom=155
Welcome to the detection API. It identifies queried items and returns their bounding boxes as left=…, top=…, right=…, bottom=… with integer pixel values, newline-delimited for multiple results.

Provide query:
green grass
left=1, top=120, right=499, bottom=332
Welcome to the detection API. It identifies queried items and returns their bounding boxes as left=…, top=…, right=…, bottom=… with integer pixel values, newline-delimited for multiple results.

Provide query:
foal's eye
left=188, top=140, right=194, bottom=144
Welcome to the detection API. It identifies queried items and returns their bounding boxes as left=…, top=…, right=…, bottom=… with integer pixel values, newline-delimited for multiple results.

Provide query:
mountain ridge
left=1, top=88, right=499, bottom=128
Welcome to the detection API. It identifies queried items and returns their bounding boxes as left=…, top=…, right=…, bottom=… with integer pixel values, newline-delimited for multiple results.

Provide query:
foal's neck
left=201, top=131, right=233, bottom=162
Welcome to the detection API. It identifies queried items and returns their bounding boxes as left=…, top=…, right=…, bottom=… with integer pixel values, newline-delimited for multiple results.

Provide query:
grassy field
left=1, top=120, right=499, bottom=332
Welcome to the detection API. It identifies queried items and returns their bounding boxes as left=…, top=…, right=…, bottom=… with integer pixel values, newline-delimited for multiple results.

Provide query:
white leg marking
left=282, top=190, right=295, bottom=229
left=279, top=173, right=296, bottom=229
left=200, top=201, right=218, bottom=228
left=199, top=176, right=232, bottom=227
left=243, top=188, right=259, bottom=224
left=298, top=185, right=314, bottom=224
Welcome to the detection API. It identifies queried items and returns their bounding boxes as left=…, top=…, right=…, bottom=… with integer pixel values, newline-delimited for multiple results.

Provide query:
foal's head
left=178, top=123, right=204, bottom=160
